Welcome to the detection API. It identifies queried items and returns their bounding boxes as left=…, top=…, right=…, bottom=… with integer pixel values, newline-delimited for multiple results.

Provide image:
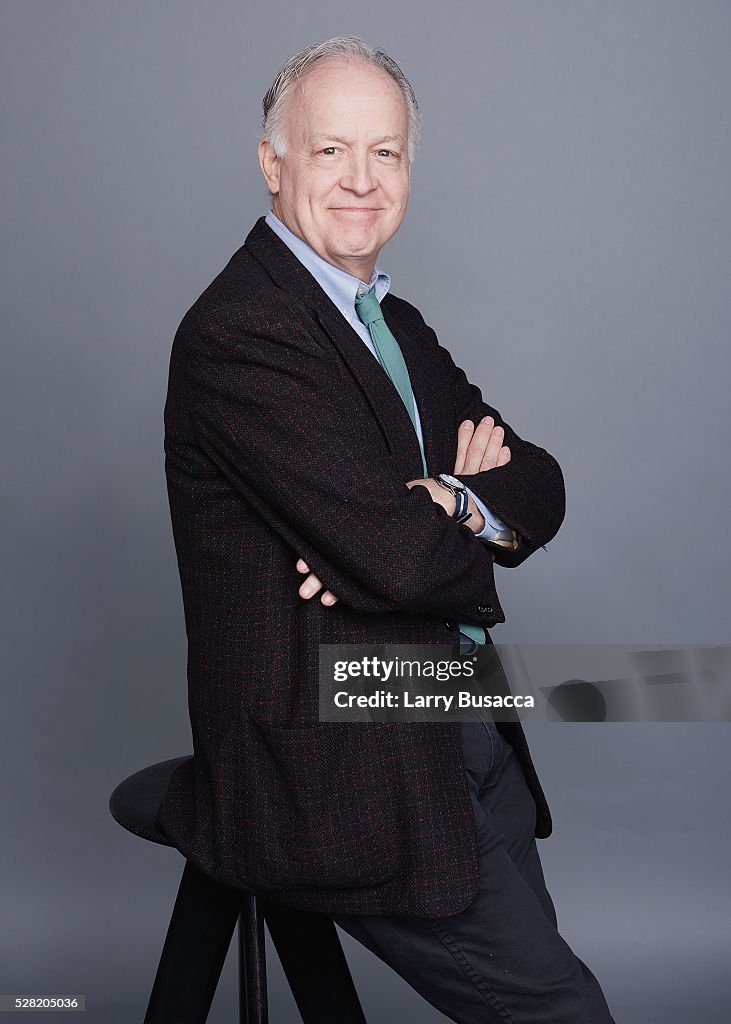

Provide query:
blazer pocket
left=243, top=713, right=404, bottom=892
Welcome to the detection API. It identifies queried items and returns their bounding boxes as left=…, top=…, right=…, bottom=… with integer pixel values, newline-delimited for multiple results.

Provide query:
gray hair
left=262, top=35, right=420, bottom=162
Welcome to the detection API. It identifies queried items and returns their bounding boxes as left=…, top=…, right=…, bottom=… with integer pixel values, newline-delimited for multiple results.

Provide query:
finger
left=296, top=558, right=310, bottom=573
left=453, top=420, right=475, bottom=474
left=463, top=415, right=495, bottom=474
left=495, top=445, right=511, bottom=468
left=478, top=424, right=505, bottom=472
left=320, top=591, right=339, bottom=605
left=299, top=572, right=324, bottom=599
left=461, top=416, right=492, bottom=474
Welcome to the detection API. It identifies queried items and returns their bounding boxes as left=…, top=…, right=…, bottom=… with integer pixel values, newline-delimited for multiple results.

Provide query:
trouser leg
left=332, top=723, right=616, bottom=1024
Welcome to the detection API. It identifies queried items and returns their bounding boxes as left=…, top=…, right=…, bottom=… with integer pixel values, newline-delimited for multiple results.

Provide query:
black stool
left=110, top=756, right=367, bottom=1024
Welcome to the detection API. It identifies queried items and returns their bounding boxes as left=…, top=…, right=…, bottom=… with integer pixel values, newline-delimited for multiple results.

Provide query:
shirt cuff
left=463, top=486, right=509, bottom=540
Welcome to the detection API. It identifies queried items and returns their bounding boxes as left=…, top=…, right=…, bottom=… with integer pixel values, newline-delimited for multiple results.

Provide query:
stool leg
left=143, top=860, right=241, bottom=1024
left=262, top=901, right=367, bottom=1024
left=238, top=894, right=268, bottom=1024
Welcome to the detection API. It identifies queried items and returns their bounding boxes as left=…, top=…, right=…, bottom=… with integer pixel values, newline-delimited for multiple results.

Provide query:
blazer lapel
left=243, top=217, right=437, bottom=479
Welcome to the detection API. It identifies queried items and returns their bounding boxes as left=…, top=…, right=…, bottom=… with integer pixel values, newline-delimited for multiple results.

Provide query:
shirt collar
left=264, top=209, right=391, bottom=318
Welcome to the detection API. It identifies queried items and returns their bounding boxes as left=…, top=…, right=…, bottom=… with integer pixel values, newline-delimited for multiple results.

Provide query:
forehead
left=288, top=57, right=408, bottom=140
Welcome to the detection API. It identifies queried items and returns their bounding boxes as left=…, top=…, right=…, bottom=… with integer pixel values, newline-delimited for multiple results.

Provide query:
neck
left=344, top=258, right=377, bottom=284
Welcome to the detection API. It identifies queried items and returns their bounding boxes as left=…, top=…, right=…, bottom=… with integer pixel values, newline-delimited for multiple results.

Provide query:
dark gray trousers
left=332, top=719, right=617, bottom=1023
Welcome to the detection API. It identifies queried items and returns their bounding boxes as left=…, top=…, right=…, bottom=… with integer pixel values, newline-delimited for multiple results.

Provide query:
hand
left=454, top=416, right=511, bottom=475
left=403, top=479, right=498, bottom=557
left=404, top=417, right=511, bottom=544
left=295, top=558, right=339, bottom=605
left=404, top=477, right=455, bottom=514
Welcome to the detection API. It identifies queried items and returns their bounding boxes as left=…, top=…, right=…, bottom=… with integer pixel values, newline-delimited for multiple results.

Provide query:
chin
left=341, top=225, right=384, bottom=248
left=327, top=236, right=376, bottom=259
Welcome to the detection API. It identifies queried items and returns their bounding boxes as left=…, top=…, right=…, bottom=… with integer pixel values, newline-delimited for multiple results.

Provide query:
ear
left=258, top=138, right=281, bottom=195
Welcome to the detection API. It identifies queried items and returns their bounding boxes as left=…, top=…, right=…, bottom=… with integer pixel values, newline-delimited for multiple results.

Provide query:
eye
left=376, top=149, right=394, bottom=158
left=320, top=147, right=337, bottom=155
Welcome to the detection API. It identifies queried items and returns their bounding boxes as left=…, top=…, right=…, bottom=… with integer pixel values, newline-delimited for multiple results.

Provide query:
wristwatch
left=435, top=473, right=472, bottom=525
left=436, top=473, right=519, bottom=548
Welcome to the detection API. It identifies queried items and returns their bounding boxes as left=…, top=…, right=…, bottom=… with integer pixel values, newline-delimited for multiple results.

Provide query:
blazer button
left=444, top=619, right=456, bottom=630
left=477, top=604, right=493, bottom=615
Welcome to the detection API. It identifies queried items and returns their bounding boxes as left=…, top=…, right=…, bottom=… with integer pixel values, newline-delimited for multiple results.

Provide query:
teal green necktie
left=354, top=286, right=485, bottom=646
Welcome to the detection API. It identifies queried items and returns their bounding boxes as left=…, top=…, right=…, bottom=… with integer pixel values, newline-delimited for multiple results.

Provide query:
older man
left=158, top=35, right=616, bottom=1024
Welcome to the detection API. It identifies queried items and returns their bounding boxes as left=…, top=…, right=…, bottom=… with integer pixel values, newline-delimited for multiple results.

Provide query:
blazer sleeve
left=389, top=301, right=566, bottom=569
left=179, top=300, right=506, bottom=625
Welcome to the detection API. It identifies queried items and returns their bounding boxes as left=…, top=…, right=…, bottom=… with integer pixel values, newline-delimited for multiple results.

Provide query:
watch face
left=439, top=473, right=464, bottom=490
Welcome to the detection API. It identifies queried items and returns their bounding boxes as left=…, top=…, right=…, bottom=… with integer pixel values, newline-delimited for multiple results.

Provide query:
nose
left=339, top=152, right=378, bottom=196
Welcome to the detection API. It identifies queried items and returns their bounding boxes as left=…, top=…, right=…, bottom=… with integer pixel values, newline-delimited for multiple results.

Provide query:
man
left=157, top=35, right=616, bottom=1023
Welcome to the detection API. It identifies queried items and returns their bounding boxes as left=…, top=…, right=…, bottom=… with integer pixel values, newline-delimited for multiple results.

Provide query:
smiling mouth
left=331, top=207, right=382, bottom=213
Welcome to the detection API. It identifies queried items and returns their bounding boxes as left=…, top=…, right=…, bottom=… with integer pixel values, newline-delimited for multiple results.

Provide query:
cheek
left=384, top=168, right=410, bottom=199
left=310, top=171, right=343, bottom=202
left=384, top=181, right=410, bottom=215
left=305, top=187, right=345, bottom=228
left=281, top=163, right=324, bottom=203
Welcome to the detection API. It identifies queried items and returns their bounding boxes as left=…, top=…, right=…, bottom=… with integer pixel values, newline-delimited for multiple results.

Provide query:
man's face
left=259, top=57, right=412, bottom=281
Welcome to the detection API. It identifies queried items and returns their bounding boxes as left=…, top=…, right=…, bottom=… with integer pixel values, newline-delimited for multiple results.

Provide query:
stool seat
left=109, top=756, right=190, bottom=846
left=110, top=756, right=367, bottom=1023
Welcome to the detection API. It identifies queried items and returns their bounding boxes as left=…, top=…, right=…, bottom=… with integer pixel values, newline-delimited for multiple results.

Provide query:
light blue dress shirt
left=264, top=209, right=508, bottom=643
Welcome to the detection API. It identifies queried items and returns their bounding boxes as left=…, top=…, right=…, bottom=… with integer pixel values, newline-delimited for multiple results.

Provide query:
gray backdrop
left=2, top=1, right=729, bottom=1021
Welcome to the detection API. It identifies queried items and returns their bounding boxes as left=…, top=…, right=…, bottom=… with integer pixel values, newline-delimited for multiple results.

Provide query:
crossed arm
left=184, top=300, right=563, bottom=623
left=296, top=416, right=512, bottom=604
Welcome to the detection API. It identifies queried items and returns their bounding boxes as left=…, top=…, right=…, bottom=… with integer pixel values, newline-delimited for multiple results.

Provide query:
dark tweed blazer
left=155, top=216, right=565, bottom=917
